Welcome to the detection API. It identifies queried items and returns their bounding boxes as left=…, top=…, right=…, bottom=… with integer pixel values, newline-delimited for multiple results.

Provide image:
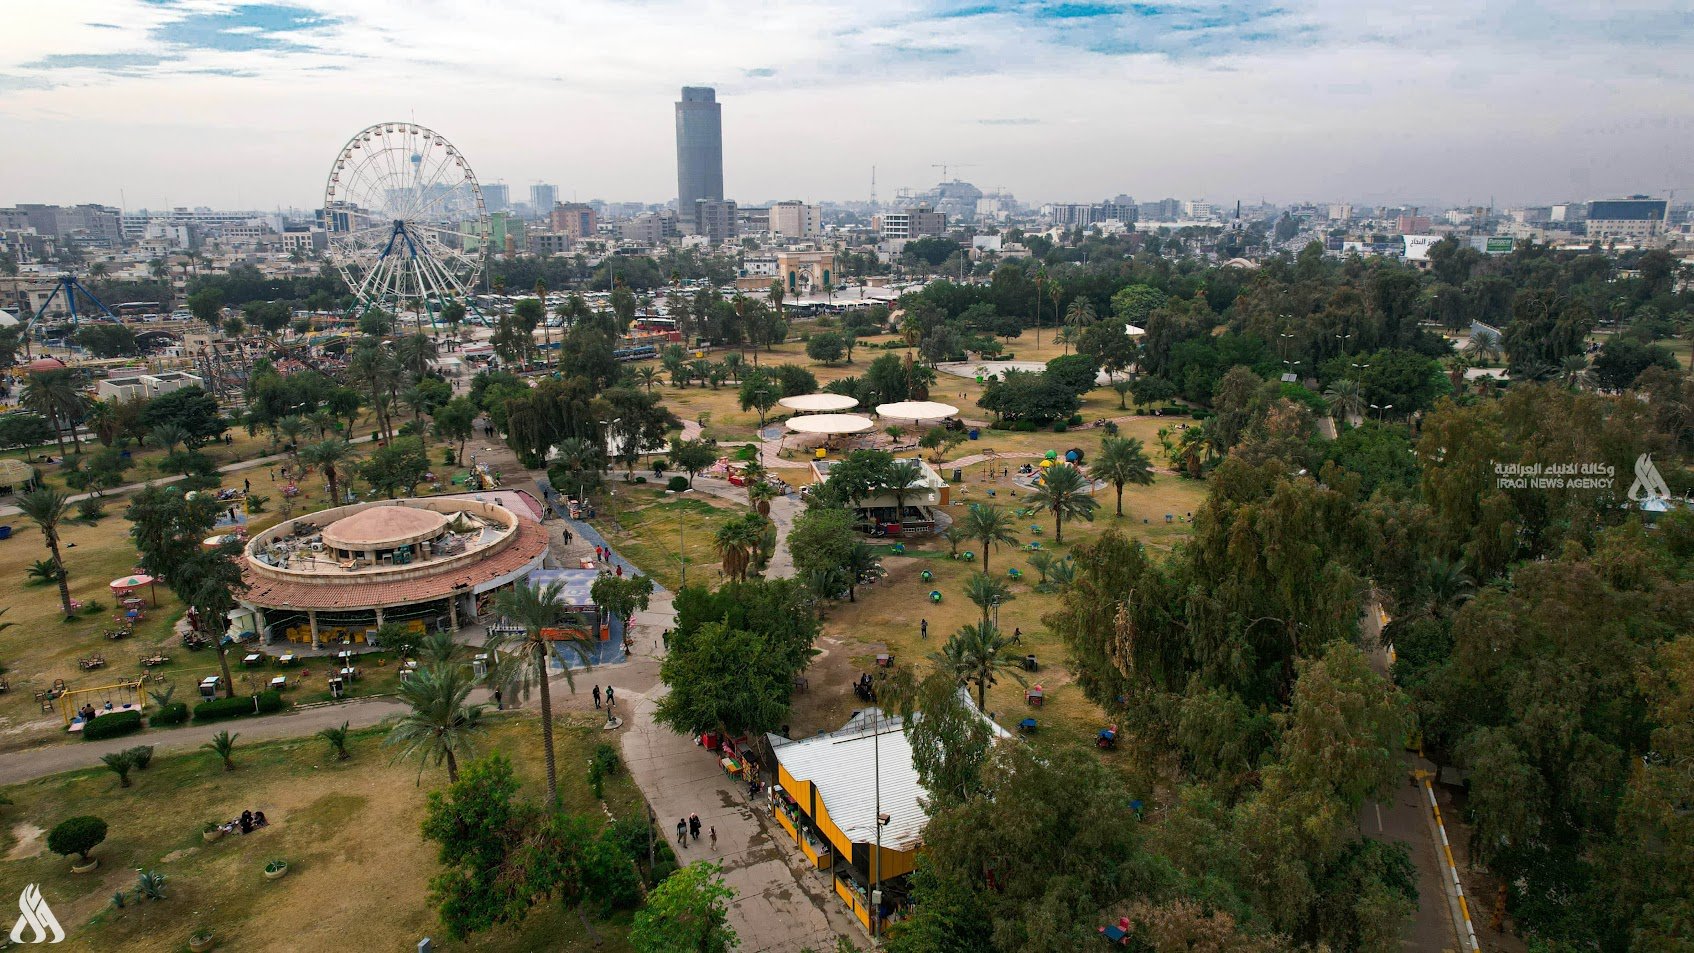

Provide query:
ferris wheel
left=322, top=122, right=488, bottom=321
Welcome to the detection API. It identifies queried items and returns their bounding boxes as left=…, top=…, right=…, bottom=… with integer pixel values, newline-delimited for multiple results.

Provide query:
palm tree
left=635, top=366, right=661, bottom=395
left=930, top=621, right=1023, bottom=711
left=202, top=730, right=239, bottom=771
left=1421, top=556, right=1475, bottom=616
left=1032, top=267, right=1047, bottom=348
left=1559, top=354, right=1591, bottom=390
left=1062, top=298, right=1096, bottom=354
left=385, top=664, right=485, bottom=783
left=318, top=721, right=353, bottom=761
left=1463, top=335, right=1502, bottom=366
left=307, top=409, right=339, bottom=439
left=1027, top=549, right=1055, bottom=585
left=395, top=332, right=439, bottom=380
left=300, top=438, right=353, bottom=506
left=276, top=415, right=309, bottom=458
left=714, top=513, right=766, bottom=581
left=1324, top=379, right=1367, bottom=423
left=959, top=503, right=1018, bottom=574
left=534, top=280, right=552, bottom=367
left=1025, top=462, right=1097, bottom=543
left=149, top=423, right=190, bottom=456
left=747, top=479, right=781, bottom=517
left=942, top=524, right=967, bottom=557
left=85, top=399, right=119, bottom=446
left=883, top=460, right=924, bottom=523
left=1090, top=437, right=1155, bottom=517
left=18, top=488, right=75, bottom=619
left=22, top=369, right=86, bottom=457
left=768, top=280, right=785, bottom=324
left=963, top=572, right=1013, bottom=627
left=721, top=351, right=744, bottom=382
left=489, top=580, right=596, bottom=803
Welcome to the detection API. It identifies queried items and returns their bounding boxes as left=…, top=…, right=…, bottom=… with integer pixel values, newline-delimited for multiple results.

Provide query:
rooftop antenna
left=870, top=165, right=877, bottom=211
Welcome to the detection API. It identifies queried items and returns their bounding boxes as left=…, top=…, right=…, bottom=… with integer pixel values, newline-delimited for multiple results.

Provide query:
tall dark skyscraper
left=675, top=86, right=724, bottom=218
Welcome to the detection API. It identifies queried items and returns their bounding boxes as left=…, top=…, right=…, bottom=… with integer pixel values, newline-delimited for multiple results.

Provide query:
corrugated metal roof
left=771, top=709, right=927, bottom=851
left=770, top=694, right=1009, bottom=853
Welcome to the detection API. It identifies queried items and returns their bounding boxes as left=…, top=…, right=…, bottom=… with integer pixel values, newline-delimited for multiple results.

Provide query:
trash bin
left=968, top=428, right=980, bottom=440
left=952, top=468, right=962, bottom=482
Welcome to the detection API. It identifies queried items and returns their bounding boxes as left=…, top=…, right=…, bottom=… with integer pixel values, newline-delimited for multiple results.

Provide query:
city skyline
left=4, top=2, right=1693, bottom=211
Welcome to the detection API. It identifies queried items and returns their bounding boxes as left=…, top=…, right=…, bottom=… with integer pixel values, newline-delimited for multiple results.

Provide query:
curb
left=1421, top=774, right=1481, bottom=952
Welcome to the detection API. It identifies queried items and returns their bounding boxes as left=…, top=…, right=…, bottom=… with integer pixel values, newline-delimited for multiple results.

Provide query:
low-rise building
left=94, top=371, right=204, bottom=401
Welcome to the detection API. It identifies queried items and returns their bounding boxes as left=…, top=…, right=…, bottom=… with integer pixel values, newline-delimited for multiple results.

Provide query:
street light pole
left=872, top=704, right=882, bottom=944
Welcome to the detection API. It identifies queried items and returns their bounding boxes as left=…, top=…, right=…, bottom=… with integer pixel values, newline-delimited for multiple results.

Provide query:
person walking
left=920, top=618, right=928, bottom=640
left=709, top=826, right=717, bottom=851
left=676, top=818, right=688, bottom=848
left=592, top=685, right=602, bottom=709
left=605, top=685, right=615, bottom=709
left=689, top=813, right=701, bottom=841
left=244, top=477, right=250, bottom=493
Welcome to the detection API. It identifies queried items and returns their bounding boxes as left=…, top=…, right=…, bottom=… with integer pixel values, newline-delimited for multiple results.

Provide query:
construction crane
left=931, top=163, right=976, bottom=181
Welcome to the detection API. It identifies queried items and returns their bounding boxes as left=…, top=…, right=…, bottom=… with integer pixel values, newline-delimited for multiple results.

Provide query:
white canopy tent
left=874, top=400, right=960, bottom=423
left=781, top=412, right=875, bottom=454
left=785, top=414, right=875, bottom=435
left=779, top=393, right=859, bottom=413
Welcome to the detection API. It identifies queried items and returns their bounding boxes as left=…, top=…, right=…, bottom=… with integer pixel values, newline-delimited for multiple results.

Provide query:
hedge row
left=151, top=701, right=189, bottom=726
left=81, top=710, right=143, bottom=741
left=193, top=691, right=284, bottom=722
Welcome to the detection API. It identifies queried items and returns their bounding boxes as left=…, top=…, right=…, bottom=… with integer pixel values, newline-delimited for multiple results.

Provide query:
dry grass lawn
left=0, top=715, right=640, bottom=953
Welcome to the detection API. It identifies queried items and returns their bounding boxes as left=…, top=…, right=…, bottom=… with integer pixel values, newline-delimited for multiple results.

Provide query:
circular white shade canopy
left=785, top=414, right=876, bottom=435
left=875, top=401, right=960, bottom=422
left=779, top=393, right=859, bottom=412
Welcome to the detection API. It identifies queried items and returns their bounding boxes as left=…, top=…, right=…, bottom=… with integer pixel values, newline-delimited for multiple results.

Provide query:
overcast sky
left=3, top=1, right=1692, bottom=213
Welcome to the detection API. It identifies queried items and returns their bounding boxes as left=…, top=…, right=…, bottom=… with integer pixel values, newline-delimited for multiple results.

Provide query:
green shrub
left=193, top=691, right=283, bottom=722
left=126, top=745, right=154, bottom=770
left=1014, top=421, right=1039, bottom=433
left=666, top=476, right=690, bottom=492
left=1052, top=423, right=1067, bottom=433
left=1068, top=414, right=1084, bottom=426
left=47, top=816, right=107, bottom=861
left=151, top=702, right=189, bottom=726
left=82, top=710, right=143, bottom=741
left=633, top=476, right=647, bottom=484
left=76, top=497, right=105, bottom=523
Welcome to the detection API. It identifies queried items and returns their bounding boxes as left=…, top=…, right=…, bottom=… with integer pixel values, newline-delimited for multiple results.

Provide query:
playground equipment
left=920, top=569, right=933, bottom=582
left=929, top=590, right=942, bottom=603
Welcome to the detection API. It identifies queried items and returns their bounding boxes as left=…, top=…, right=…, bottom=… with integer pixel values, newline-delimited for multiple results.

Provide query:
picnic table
left=141, top=654, right=170, bottom=667
left=876, top=653, right=894, bottom=668
left=79, top=656, right=106, bottom=670
left=269, top=676, right=287, bottom=690
left=242, top=653, right=262, bottom=667
left=339, top=666, right=360, bottom=681
left=277, top=654, right=297, bottom=666
left=1025, top=686, right=1044, bottom=707
left=1018, top=717, right=1038, bottom=734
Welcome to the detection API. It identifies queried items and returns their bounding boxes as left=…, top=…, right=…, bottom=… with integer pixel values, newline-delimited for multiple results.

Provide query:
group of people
left=675, top=812, right=716, bottom=851
left=220, top=810, right=269, bottom=835
left=854, top=672, right=877, bottom=702
left=591, top=684, right=616, bottom=710
left=74, top=701, right=114, bottom=721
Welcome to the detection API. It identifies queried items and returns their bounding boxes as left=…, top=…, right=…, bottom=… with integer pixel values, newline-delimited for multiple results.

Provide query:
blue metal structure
left=24, top=274, right=118, bottom=356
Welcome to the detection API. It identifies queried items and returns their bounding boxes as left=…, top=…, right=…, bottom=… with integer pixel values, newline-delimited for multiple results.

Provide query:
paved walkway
left=602, top=473, right=861, bottom=951
left=1358, top=601, right=1465, bottom=952
left=0, top=696, right=411, bottom=786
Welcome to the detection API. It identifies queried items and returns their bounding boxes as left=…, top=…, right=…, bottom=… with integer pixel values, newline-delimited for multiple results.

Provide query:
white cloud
left=2, top=0, right=1692, bottom=209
